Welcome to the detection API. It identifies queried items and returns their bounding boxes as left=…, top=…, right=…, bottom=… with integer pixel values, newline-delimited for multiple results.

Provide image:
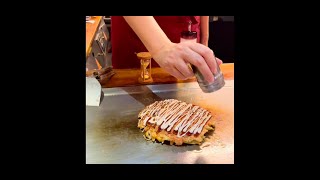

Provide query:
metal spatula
left=86, top=77, right=103, bottom=106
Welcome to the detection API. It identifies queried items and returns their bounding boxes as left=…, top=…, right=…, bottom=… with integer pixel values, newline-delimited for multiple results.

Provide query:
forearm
left=200, top=16, right=209, bottom=46
left=123, top=16, right=171, bottom=55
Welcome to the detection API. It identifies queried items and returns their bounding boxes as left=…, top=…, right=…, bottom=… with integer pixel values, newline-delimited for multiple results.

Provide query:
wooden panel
left=86, top=16, right=102, bottom=58
left=102, top=63, right=234, bottom=88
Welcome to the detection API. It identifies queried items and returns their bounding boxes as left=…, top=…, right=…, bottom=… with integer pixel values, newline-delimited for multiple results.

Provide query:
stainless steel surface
left=86, top=80, right=234, bottom=164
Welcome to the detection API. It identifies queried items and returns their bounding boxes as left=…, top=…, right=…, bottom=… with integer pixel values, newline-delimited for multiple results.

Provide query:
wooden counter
left=102, top=63, right=234, bottom=88
left=86, top=16, right=102, bottom=58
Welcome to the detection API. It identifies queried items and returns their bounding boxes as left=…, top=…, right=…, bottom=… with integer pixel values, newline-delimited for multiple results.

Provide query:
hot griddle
left=86, top=80, right=234, bottom=164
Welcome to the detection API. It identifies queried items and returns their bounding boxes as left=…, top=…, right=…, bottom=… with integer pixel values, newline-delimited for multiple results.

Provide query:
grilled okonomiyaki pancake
left=138, top=99, right=215, bottom=145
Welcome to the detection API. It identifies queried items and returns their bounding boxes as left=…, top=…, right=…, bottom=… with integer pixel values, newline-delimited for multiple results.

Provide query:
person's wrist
left=150, top=41, right=173, bottom=60
left=201, top=41, right=208, bottom=46
left=200, top=37, right=209, bottom=46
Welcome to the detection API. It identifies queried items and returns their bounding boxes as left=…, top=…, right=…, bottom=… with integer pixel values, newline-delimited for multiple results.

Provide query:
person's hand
left=152, top=41, right=222, bottom=83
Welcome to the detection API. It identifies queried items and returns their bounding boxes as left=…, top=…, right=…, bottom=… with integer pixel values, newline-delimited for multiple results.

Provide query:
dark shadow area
left=99, top=90, right=104, bottom=105
left=209, top=21, right=234, bottom=63
left=204, top=128, right=215, bottom=137
left=194, top=156, right=208, bottom=164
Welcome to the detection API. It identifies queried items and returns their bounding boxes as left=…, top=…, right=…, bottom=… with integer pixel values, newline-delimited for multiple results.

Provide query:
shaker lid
left=137, top=52, right=152, bottom=60
left=181, top=31, right=197, bottom=39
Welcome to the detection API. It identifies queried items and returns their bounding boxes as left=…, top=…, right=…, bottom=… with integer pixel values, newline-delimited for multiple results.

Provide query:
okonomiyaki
left=138, top=99, right=215, bottom=145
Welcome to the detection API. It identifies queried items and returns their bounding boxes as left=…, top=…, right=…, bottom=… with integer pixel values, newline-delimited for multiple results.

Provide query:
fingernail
left=208, top=77, right=214, bottom=83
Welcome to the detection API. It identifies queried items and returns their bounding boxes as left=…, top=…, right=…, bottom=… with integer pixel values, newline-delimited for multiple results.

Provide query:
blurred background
left=208, top=16, right=234, bottom=63
left=89, top=16, right=234, bottom=69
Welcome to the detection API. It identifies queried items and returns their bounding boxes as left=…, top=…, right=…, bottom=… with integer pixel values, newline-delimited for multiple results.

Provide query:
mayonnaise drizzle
left=138, top=99, right=213, bottom=137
